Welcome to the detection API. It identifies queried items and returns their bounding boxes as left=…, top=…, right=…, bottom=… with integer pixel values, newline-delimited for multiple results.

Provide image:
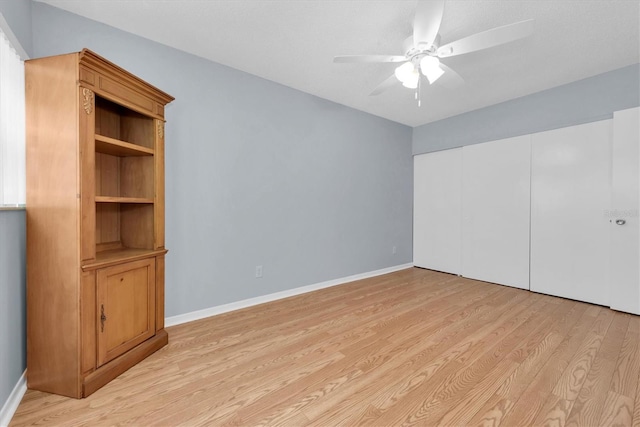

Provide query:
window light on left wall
left=0, top=21, right=26, bottom=208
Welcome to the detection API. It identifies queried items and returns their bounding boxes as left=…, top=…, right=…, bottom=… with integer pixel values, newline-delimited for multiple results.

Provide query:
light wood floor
left=10, top=267, right=640, bottom=426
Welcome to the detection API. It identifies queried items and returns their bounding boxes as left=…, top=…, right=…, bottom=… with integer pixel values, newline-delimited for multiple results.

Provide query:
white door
left=609, top=107, right=640, bottom=314
left=414, top=148, right=462, bottom=274
left=462, top=135, right=531, bottom=289
left=530, top=120, right=611, bottom=306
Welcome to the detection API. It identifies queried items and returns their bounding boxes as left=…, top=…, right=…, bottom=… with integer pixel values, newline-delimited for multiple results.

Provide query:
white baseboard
left=165, top=263, right=413, bottom=327
left=0, top=370, right=26, bottom=427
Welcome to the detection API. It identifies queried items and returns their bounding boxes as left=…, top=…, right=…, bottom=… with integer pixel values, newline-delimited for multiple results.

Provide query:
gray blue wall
left=0, top=211, right=26, bottom=416
left=0, top=0, right=30, bottom=417
left=0, top=0, right=32, bottom=57
left=32, top=2, right=414, bottom=316
left=413, top=63, right=640, bottom=154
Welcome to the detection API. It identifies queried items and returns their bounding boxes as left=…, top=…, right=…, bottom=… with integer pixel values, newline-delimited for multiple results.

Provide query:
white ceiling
left=37, top=0, right=640, bottom=127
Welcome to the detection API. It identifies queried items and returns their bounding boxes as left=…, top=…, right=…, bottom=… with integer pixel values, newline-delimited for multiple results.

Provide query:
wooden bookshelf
left=26, top=49, right=174, bottom=398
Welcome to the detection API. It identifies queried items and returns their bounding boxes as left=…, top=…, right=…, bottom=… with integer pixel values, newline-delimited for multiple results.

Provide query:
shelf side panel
left=25, top=52, right=83, bottom=398
left=121, top=204, right=154, bottom=249
left=121, top=113, right=154, bottom=149
left=120, top=156, right=154, bottom=199
left=95, top=152, right=120, bottom=197
left=96, top=202, right=121, bottom=245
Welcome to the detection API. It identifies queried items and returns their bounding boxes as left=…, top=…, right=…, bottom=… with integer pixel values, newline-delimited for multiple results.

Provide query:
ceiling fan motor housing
left=403, top=34, right=440, bottom=60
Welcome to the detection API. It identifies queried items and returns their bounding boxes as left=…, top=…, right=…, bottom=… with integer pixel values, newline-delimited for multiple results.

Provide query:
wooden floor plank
left=158, top=276, right=496, bottom=423
left=463, top=300, right=588, bottom=426
left=533, top=396, right=574, bottom=427
left=193, top=281, right=504, bottom=426
left=551, top=309, right=614, bottom=401
left=9, top=268, right=640, bottom=427
left=499, top=307, right=612, bottom=425
left=473, top=398, right=514, bottom=427
left=611, top=315, right=640, bottom=399
left=368, top=296, right=565, bottom=426
left=599, top=390, right=634, bottom=427
left=531, top=312, right=628, bottom=427
left=304, top=286, right=539, bottom=426
left=562, top=313, right=630, bottom=426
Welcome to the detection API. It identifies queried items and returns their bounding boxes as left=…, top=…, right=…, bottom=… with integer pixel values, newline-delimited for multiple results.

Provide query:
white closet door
left=414, top=148, right=462, bottom=274
left=610, top=107, right=640, bottom=314
left=530, top=120, right=612, bottom=306
left=462, top=135, right=531, bottom=289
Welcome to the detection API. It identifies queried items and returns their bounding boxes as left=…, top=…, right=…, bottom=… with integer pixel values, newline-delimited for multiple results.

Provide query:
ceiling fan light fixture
left=404, top=69, right=420, bottom=88
left=395, top=62, right=420, bottom=89
left=420, top=56, right=445, bottom=84
left=394, top=62, right=415, bottom=83
left=402, top=76, right=419, bottom=89
left=424, top=66, right=444, bottom=84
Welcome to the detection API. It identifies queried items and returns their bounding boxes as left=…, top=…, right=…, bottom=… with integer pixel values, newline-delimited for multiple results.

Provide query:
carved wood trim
left=157, top=121, right=164, bottom=139
left=82, top=88, right=94, bottom=115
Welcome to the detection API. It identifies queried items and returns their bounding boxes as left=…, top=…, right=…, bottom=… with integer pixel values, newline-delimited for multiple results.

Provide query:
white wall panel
left=462, top=135, right=531, bottom=289
left=610, top=107, right=640, bottom=314
left=413, top=149, right=462, bottom=274
left=530, top=120, right=612, bottom=306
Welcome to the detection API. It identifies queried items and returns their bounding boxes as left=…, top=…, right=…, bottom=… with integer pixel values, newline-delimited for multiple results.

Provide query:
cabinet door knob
left=616, top=219, right=626, bottom=225
left=100, top=304, right=107, bottom=332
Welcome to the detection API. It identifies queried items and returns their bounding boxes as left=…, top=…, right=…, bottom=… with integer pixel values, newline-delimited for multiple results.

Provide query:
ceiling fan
left=334, top=0, right=534, bottom=104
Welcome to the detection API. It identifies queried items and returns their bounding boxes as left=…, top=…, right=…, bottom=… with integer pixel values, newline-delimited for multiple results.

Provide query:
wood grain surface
left=11, top=268, right=640, bottom=426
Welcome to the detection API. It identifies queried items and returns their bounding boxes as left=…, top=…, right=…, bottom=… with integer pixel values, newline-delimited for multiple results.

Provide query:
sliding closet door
left=530, top=120, right=611, bottom=306
left=609, top=107, right=640, bottom=314
left=414, top=149, right=462, bottom=274
left=462, top=135, right=531, bottom=289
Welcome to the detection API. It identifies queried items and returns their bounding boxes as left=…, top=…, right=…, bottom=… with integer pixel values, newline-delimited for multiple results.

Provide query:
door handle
left=615, top=219, right=626, bottom=225
left=100, top=304, right=107, bottom=332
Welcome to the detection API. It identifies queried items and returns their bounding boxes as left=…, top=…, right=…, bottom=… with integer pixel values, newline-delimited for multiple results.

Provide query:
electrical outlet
left=255, top=265, right=263, bottom=278
left=392, top=246, right=397, bottom=254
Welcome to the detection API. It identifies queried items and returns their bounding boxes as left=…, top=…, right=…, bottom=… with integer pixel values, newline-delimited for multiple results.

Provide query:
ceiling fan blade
left=413, top=0, right=445, bottom=49
left=333, top=55, right=407, bottom=63
left=436, top=63, right=465, bottom=89
left=370, top=74, right=398, bottom=96
left=437, top=19, right=534, bottom=58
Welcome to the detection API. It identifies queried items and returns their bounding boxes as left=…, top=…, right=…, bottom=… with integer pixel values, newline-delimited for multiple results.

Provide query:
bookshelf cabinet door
left=97, top=258, right=156, bottom=367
